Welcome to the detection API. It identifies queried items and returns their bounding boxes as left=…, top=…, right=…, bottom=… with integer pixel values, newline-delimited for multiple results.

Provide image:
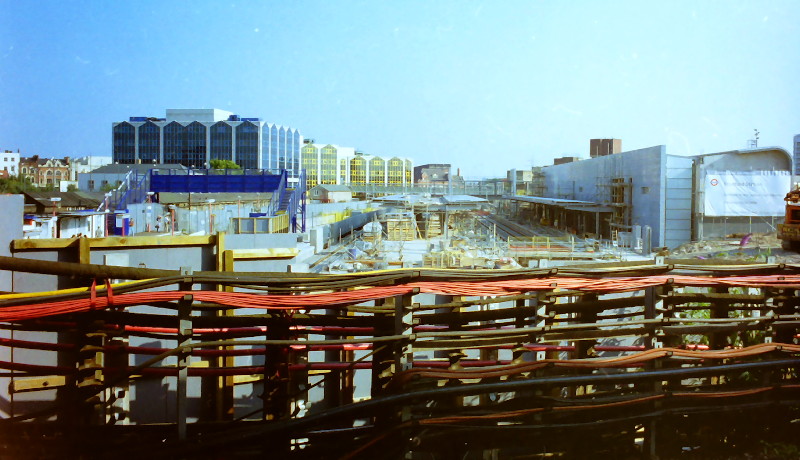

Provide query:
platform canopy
left=505, top=195, right=614, bottom=213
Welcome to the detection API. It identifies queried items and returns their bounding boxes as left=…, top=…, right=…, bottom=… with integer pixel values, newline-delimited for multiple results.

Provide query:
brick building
left=20, top=156, right=71, bottom=188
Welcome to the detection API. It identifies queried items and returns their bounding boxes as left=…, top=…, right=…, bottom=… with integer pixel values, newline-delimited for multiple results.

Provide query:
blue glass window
left=270, top=125, right=278, bottom=170
left=185, top=122, right=207, bottom=168
left=138, top=121, right=160, bottom=164
left=163, top=121, right=186, bottom=165
left=210, top=122, right=233, bottom=162
left=261, top=125, right=271, bottom=171
left=236, top=121, right=259, bottom=169
left=113, top=122, right=135, bottom=164
left=292, top=130, right=301, bottom=175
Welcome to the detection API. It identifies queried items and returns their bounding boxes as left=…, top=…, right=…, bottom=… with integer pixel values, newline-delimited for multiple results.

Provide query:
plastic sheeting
left=703, top=170, right=789, bottom=217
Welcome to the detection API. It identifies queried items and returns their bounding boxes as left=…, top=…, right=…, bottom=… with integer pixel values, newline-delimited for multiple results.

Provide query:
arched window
left=270, top=125, right=279, bottom=169
left=278, top=127, right=286, bottom=170
left=235, top=122, right=259, bottom=169
left=388, top=157, right=403, bottom=185
left=163, top=121, right=186, bottom=165
left=113, top=122, right=135, bottom=164
left=210, top=122, right=233, bottom=162
left=350, top=157, right=366, bottom=185
left=320, top=145, right=337, bottom=184
left=185, top=122, right=207, bottom=168
left=301, top=144, right=319, bottom=188
left=369, top=156, right=385, bottom=185
left=138, top=121, right=160, bottom=163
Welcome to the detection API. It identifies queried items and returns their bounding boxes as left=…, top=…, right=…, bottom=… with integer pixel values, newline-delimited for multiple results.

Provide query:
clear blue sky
left=1, top=1, right=798, bottom=178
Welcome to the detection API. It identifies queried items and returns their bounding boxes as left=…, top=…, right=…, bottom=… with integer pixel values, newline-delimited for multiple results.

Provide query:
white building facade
left=69, top=155, right=113, bottom=181
left=1, top=150, right=20, bottom=177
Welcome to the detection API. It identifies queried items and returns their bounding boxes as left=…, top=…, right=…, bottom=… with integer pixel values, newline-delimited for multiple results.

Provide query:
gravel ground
left=669, top=233, right=800, bottom=264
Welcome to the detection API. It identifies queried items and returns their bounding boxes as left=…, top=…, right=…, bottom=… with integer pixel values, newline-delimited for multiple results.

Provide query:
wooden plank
left=11, top=235, right=214, bottom=252
left=233, top=374, right=263, bottom=385
left=215, top=232, right=226, bottom=272
left=232, top=248, right=300, bottom=260
left=91, top=235, right=214, bottom=249
left=12, top=238, right=79, bottom=250
left=223, top=250, right=235, bottom=274
left=11, top=375, right=67, bottom=393
left=218, top=242, right=235, bottom=421
left=78, top=237, right=91, bottom=265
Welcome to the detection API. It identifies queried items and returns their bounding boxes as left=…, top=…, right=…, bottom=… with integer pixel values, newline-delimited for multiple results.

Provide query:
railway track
left=479, top=215, right=582, bottom=254
left=478, top=215, right=536, bottom=239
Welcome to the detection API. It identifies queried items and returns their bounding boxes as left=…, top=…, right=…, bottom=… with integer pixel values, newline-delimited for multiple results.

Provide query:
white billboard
left=703, top=171, right=789, bottom=217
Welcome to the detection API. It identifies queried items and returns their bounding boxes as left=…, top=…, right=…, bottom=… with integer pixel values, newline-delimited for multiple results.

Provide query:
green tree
left=67, top=183, right=79, bottom=192
left=209, top=159, right=241, bottom=170
left=100, top=182, right=116, bottom=192
left=0, top=175, right=35, bottom=194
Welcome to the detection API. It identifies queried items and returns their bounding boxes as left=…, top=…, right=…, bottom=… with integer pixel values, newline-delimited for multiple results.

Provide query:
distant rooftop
left=23, top=191, right=103, bottom=209
left=166, top=108, right=234, bottom=122
left=126, top=109, right=263, bottom=124
left=312, top=184, right=352, bottom=192
left=373, top=194, right=487, bottom=210
left=88, top=163, right=189, bottom=174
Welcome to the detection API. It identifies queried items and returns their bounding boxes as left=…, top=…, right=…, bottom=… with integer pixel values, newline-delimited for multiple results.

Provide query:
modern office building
left=301, top=143, right=413, bottom=188
left=112, top=109, right=303, bottom=176
left=793, top=134, right=800, bottom=176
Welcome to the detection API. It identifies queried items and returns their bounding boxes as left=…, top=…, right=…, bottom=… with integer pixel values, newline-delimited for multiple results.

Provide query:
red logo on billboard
left=710, top=178, right=719, bottom=186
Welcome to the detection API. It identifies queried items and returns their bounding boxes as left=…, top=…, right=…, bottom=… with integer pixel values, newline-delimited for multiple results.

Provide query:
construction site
left=1, top=183, right=799, bottom=459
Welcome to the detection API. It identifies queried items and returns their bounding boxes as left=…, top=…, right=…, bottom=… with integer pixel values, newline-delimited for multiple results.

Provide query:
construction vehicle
left=778, top=185, right=800, bottom=250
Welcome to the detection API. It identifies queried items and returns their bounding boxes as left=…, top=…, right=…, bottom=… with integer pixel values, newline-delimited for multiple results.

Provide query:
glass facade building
left=138, top=121, right=160, bottom=164
left=300, top=143, right=413, bottom=188
left=113, top=122, right=135, bottom=164
left=112, top=109, right=303, bottom=176
left=236, top=121, right=259, bottom=169
left=210, top=121, right=233, bottom=162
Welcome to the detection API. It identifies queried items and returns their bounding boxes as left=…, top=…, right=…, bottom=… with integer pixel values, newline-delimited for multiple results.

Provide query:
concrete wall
left=226, top=233, right=302, bottom=272
left=698, top=148, right=791, bottom=172
left=78, top=172, right=126, bottom=192
left=0, top=195, right=23, bottom=292
left=664, top=155, right=694, bottom=248
left=0, top=195, right=25, bottom=417
left=542, top=146, right=793, bottom=247
left=543, top=146, right=668, bottom=246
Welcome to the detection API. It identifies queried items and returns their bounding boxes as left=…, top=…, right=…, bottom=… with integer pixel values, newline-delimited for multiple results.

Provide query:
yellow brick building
left=301, top=143, right=413, bottom=188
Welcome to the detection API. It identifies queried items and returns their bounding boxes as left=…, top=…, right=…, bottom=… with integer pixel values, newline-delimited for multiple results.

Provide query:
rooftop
left=87, top=164, right=189, bottom=175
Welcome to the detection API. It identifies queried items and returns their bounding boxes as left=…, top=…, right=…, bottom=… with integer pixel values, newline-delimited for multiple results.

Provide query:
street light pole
left=50, top=197, right=61, bottom=238
left=206, top=198, right=215, bottom=235
left=169, top=205, right=176, bottom=236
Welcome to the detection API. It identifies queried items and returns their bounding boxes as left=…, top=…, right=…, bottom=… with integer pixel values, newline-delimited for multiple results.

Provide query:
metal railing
left=346, top=180, right=509, bottom=196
